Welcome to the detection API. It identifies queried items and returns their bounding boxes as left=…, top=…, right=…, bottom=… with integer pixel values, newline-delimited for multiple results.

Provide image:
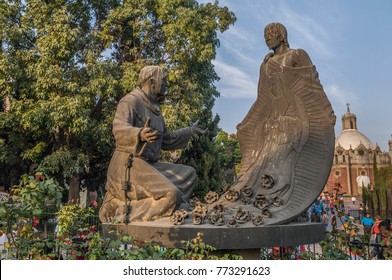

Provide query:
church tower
left=341, top=103, right=357, bottom=130
left=325, top=105, right=391, bottom=196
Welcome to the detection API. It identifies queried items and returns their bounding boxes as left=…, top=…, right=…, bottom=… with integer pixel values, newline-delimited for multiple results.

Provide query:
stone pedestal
left=102, top=219, right=325, bottom=259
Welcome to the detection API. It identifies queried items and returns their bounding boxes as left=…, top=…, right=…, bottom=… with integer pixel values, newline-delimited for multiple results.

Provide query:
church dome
left=335, top=104, right=377, bottom=151
left=335, top=129, right=377, bottom=150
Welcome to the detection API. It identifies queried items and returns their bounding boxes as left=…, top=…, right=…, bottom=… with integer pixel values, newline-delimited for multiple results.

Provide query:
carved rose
left=241, top=186, right=253, bottom=198
left=253, top=194, right=269, bottom=210
left=192, top=204, right=208, bottom=225
left=208, top=209, right=225, bottom=226
left=241, top=196, right=252, bottom=205
left=235, top=207, right=251, bottom=224
left=204, top=191, right=219, bottom=204
left=262, top=208, right=272, bottom=218
left=193, top=213, right=205, bottom=225
left=273, top=196, right=282, bottom=207
left=227, top=216, right=238, bottom=228
left=252, top=215, right=264, bottom=226
left=260, top=175, right=274, bottom=189
left=170, top=210, right=187, bottom=225
left=224, top=189, right=240, bottom=202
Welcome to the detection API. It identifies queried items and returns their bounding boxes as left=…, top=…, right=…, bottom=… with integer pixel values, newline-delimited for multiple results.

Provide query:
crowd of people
left=308, top=193, right=391, bottom=259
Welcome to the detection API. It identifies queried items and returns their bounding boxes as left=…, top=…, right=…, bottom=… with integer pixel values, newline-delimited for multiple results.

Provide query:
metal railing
left=347, top=209, right=392, bottom=220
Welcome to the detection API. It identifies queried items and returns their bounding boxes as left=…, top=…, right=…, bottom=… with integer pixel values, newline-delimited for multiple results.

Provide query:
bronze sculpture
left=100, top=23, right=335, bottom=227
left=99, top=66, right=206, bottom=223
left=209, top=22, right=336, bottom=225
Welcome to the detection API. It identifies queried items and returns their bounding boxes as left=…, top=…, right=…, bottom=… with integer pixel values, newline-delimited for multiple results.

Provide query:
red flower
left=92, top=201, right=98, bottom=207
left=33, top=217, right=39, bottom=227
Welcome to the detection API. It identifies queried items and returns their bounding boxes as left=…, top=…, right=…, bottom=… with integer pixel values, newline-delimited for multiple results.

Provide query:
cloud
left=325, top=84, right=357, bottom=104
left=219, top=37, right=260, bottom=68
left=249, top=1, right=333, bottom=59
left=213, top=60, right=257, bottom=99
left=325, top=84, right=346, bottom=104
left=217, top=22, right=264, bottom=65
left=324, top=84, right=360, bottom=119
left=281, top=7, right=332, bottom=58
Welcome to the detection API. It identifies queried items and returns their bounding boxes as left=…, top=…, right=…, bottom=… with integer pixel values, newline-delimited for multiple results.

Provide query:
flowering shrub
left=163, top=232, right=242, bottom=260
left=1, top=175, right=390, bottom=260
left=0, top=174, right=62, bottom=259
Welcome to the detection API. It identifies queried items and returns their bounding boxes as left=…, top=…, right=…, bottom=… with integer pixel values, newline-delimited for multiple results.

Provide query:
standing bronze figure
left=213, top=23, right=336, bottom=225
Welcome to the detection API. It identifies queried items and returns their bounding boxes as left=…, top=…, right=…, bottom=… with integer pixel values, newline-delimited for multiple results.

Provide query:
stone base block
left=102, top=219, right=325, bottom=250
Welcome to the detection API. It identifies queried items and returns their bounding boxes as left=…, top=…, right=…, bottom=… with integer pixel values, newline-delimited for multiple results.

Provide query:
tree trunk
left=4, top=95, right=11, bottom=112
left=68, top=175, right=80, bottom=202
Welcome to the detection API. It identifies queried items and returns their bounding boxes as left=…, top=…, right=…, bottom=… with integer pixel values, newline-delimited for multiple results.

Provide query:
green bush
left=0, top=174, right=62, bottom=259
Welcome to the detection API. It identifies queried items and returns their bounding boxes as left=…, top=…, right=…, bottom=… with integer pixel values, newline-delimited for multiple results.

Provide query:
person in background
left=341, top=216, right=355, bottom=238
left=372, top=215, right=382, bottom=236
left=358, top=203, right=364, bottom=220
left=346, top=205, right=351, bottom=216
left=329, top=198, right=335, bottom=212
left=370, top=219, right=391, bottom=259
left=321, top=210, right=329, bottom=231
left=361, top=212, right=374, bottom=239
left=331, top=211, right=337, bottom=231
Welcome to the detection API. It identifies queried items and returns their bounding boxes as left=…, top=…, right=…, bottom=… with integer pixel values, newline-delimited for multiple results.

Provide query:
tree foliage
left=0, top=0, right=236, bottom=199
left=377, top=166, right=392, bottom=190
left=215, top=130, right=241, bottom=187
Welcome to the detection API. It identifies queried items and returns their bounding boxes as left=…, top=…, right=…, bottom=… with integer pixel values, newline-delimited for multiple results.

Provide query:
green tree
left=373, top=164, right=392, bottom=213
left=0, top=0, right=236, bottom=200
left=215, top=130, right=241, bottom=187
left=378, top=166, right=392, bottom=189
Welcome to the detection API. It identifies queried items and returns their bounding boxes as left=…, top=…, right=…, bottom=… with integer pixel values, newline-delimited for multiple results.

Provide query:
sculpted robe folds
left=217, top=56, right=335, bottom=225
left=100, top=88, right=196, bottom=222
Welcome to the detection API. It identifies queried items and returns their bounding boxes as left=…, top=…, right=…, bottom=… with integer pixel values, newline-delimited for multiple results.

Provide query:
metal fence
left=34, top=208, right=389, bottom=260
left=259, top=241, right=389, bottom=260
left=39, top=206, right=101, bottom=238
left=348, top=209, right=392, bottom=220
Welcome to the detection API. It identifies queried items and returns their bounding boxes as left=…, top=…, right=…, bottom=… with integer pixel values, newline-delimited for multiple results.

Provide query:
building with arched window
left=324, top=105, right=392, bottom=196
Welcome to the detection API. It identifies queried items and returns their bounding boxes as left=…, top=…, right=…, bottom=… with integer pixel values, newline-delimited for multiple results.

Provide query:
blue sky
left=199, top=0, right=392, bottom=151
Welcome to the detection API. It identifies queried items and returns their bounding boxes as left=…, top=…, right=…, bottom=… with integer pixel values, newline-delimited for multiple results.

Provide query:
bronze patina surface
left=207, top=22, right=335, bottom=225
left=100, top=23, right=335, bottom=229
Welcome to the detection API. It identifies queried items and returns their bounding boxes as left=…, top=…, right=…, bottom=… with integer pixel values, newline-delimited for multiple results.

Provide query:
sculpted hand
left=140, top=127, right=160, bottom=142
left=191, top=120, right=208, bottom=135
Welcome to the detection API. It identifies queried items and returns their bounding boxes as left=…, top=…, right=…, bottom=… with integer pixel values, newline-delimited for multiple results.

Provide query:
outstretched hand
left=140, top=127, right=160, bottom=142
left=191, top=120, right=208, bottom=135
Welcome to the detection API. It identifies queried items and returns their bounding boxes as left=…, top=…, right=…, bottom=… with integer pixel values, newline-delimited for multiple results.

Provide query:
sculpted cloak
left=99, top=88, right=196, bottom=222
left=216, top=53, right=335, bottom=225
